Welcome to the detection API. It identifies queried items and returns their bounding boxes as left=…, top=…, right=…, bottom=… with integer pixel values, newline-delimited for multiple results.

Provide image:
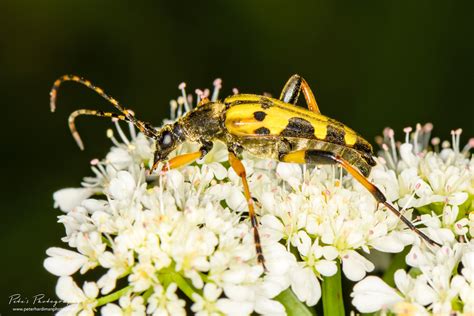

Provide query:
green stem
left=142, top=287, right=154, bottom=303
left=96, top=285, right=133, bottom=307
left=382, top=247, right=409, bottom=287
left=158, top=267, right=200, bottom=302
left=275, top=288, right=316, bottom=316
left=169, top=271, right=199, bottom=302
left=322, top=262, right=344, bottom=316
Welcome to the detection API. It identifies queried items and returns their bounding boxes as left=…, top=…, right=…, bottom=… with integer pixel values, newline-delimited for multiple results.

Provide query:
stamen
left=462, top=138, right=474, bottom=154
left=113, top=120, right=130, bottom=145
left=96, top=161, right=108, bottom=175
left=211, top=78, right=222, bottom=102
left=413, top=123, right=422, bottom=154
left=169, top=100, right=178, bottom=120
left=178, top=82, right=191, bottom=112
left=383, top=127, right=391, bottom=139
left=232, top=88, right=239, bottom=95
left=400, top=182, right=421, bottom=214
left=203, top=88, right=210, bottom=99
left=128, top=120, right=136, bottom=139
left=90, top=158, right=100, bottom=166
left=195, top=89, right=204, bottom=104
left=403, top=127, right=412, bottom=144
left=382, top=143, right=396, bottom=170
left=177, top=96, right=184, bottom=117
left=442, top=140, right=451, bottom=149
left=451, top=130, right=456, bottom=151
left=375, top=135, right=383, bottom=146
left=387, top=128, right=398, bottom=163
left=187, top=94, right=193, bottom=108
left=422, top=123, right=433, bottom=150
left=454, top=128, right=463, bottom=153
left=431, top=137, right=440, bottom=153
left=106, top=128, right=121, bottom=147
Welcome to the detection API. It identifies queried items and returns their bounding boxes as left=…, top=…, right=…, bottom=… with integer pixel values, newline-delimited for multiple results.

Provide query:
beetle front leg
left=151, top=140, right=213, bottom=172
left=279, top=74, right=321, bottom=114
left=228, top=151, right=267, bottom=270
left=280, top=149, right=442, bottom=247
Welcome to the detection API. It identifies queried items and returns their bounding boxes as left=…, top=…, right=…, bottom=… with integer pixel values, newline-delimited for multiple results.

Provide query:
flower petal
left=53, top=188, right=94, bottom=213
left=351, top=276, right=403, bottom=313
left=44, top=247, right=87, bottom=276
left=56, top=277, right=86, bottom=303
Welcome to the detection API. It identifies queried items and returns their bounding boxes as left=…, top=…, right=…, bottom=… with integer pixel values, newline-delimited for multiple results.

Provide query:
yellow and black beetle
left=50, top=74, right=441, bottom=269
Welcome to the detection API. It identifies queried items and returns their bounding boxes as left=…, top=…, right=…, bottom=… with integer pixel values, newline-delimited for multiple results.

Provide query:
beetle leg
left=152, top=141, right=213, bottom=172
left=68, top=109, right=156, bottom=150
left=228, top=151, right=267, bottom=270
left=279, top=74, right=320, bottom=114
left=281, top=149, right=442, bottom=247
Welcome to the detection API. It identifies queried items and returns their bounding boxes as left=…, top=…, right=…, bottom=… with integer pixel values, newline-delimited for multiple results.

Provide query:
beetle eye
left=159, top=132, right=173, bottom=148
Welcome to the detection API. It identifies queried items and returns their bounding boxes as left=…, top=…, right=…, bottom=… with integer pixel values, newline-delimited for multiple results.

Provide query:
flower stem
left=322, top=262, right=344, bottom=316
left=170, top=271, right=199, bottom=302
left=383, top=247, right=409, bottom=287
left=158, top=268, right=200, bottom=302
left=275, top=288, right=316, bottom=316
left=96, top=285, right=132, bottom=307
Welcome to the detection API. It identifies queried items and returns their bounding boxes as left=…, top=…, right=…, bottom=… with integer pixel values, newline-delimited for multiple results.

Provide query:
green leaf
left=275, top=288, right=316, bottom=316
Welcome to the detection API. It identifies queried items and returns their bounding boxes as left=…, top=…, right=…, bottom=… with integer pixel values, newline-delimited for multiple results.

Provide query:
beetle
left=50, top=74, right=441, bottom=269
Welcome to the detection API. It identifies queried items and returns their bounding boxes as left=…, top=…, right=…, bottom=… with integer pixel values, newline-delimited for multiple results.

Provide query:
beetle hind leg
left=281, top=149, right=442, bottom=247
left=228, top=151, right=266, bottom=270
left=280, top=74, right=321, bottom=114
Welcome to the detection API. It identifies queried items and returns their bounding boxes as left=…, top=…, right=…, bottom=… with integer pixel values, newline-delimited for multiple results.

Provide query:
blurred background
left=1, top=0, right=473, bottom=314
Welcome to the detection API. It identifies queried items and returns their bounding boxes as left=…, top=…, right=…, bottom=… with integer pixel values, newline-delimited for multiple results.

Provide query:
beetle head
left=151, top=122, right=186, bottom=172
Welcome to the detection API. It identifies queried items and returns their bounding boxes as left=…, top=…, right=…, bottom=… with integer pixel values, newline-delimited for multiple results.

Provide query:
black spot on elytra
left=254, top=127, right=270, bottom=135
left=253, top=111, right=266, bottom=121
left=353, top=137, right=373, bottom=155
left=281, top=117, right=315, bottom=138
left=325, top=125, right=346, bottom=145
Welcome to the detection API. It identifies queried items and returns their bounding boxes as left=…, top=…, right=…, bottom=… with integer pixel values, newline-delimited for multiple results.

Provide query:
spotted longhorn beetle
left=50, top=74, right=441, bottom=269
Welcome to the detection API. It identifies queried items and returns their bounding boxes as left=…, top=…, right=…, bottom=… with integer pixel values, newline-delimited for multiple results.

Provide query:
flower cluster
left=45, top=80, right=473, bottom=315
left=352, top=125, right=474, bottom=315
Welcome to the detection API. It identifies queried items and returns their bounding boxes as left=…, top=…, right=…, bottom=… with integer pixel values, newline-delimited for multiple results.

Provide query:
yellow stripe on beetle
left=225, top=102, right=329, bottom=139
left=343, top=126, right=358, bottom=146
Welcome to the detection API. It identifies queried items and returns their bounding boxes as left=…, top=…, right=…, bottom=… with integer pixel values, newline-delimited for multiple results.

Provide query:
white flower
left=44, top=247, right=88, bottom=276
left=341, top=250, right=374, bottom=281
left=146, top=283, right=186, bottom=316
left=108, top=171, right=137, bottom=201
left=101, top=292, right=146, bottom=316
left=351, top=276, right=402, bottom=313
left=191, top=283, right=224, bottom=315
left=55, top=277, right=98, bottom=316
left=289, top=266, right=321, bottom=307
left=47, top=75, right=473, bottom=316
left=53, top=188, right=94, bottom=212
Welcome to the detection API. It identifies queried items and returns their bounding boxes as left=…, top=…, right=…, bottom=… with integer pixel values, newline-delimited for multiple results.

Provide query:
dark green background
left=1, top=1, right=473, bottom=314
